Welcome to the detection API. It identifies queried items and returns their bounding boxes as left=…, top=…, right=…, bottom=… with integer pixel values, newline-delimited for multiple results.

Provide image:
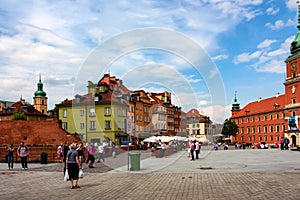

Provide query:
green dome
left=34, top=77, right=47, bottom=97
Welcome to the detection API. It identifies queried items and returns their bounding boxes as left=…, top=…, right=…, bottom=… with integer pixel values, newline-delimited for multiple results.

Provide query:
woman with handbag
left=66, top=143, right=81, bottom=189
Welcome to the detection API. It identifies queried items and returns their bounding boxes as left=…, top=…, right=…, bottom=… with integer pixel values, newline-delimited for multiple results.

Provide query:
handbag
left=79, top=169, right=84, bottom=179
left=64, top=169, right=69, bottom=182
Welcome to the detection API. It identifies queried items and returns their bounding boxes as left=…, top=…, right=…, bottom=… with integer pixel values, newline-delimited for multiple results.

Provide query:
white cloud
left=265, top=19, right=295, bottom=30
left=234, top=36, right=294, bottom=74
left=212, top=54, right=228, bottom=60
left=253, top=59, right=285, bottom=73
left=199, top=104, right=231, bottom=123
left=265, top=20, right=285, bottom=30
left=234, top=51, right=262, bottom=64
left=266, top=7, right=280, bottom=15
left=286, top=0, right=298, bottom=10
left=257, top=39, right=277, bottom=49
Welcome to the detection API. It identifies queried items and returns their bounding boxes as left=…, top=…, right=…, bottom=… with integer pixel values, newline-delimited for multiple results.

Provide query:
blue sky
left=0, top=0, right=299, bottom=123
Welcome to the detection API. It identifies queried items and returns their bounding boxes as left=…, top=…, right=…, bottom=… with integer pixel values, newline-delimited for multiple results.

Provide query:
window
left=90, top=108, right=95, bottom=116
left=90, top=121, right=95, bottom=130
left=62, top=122, right=68, bottom=130
left=80, top=123, right=84, bottom=129
left=136, top=114, right=138, bottom=121
left=252, top=127, right=255, bottom=133
left=292, top=98, right=296, bottom=104
left=105, top=107, right=111, bottom=116
left=80, top=110, right=84, bottom=116
left=105, top=120, right=111, bottom=129
left=247, top=127, right=250, bottom=133
left=258, top=126, right=261, bottom=133
left=63, top=109, right=67, bottom=117
left=270, top=114, right=272, bottom=120
left=270, top=125, right=273, bottom=132
left=293, top=111, right=296, bottom=116
left=264, top=126, right=268, bottom=133
left=264, top=115, right=267, bottom=120
left=276, top=125, right=280, bottom=132
left=265, top=136, right=268, bottom=141
left=276, top=113, right=279, bottom=119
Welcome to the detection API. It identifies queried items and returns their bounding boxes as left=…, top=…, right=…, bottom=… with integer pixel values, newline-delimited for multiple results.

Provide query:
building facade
left=186, top=108, right=211, bottom=139
left=231, top=5, right=300, bottom=147
left=56, top=74, right=129, bottom=144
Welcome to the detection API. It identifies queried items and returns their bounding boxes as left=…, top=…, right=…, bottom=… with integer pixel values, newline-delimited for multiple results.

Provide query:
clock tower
left=284, top=3, right=300, bottom=111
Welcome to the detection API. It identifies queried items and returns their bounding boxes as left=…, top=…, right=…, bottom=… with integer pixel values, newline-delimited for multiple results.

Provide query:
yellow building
left=56, top=75, right=129, bottom=144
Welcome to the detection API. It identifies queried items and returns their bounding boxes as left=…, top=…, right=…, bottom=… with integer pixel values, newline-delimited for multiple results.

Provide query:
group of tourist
left=6, top=141, right=29, bottom=171
left=62, top=141, right=113, bottom=189
left=187, top=140, right=201, bottom=160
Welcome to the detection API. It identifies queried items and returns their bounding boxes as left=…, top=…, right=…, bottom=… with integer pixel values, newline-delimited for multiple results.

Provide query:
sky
left=0, top=0, right=299, bottom=123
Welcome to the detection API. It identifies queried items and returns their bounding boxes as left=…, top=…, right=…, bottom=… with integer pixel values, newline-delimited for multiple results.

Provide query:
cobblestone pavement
left=1, top=148, right=300, bottom=200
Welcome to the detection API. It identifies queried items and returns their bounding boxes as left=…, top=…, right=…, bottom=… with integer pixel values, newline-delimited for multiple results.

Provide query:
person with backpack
left=17, top=142, right=29, bottom=170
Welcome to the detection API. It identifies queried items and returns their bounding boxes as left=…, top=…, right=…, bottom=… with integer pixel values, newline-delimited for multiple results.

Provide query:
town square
left=1, top=1, right=300, bottom=200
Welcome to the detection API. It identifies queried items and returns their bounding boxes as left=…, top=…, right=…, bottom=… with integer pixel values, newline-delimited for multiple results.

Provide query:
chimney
left=20, top=98, right=25, bottom=105
left=258, top=97, right=262, bottom=102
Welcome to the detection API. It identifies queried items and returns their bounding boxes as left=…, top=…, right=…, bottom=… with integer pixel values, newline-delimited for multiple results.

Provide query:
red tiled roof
left=186, top=108, right=201, bottom=117
left=0, top=100, right=46, bottom=116
left=232, top=94, right=285, bottom=118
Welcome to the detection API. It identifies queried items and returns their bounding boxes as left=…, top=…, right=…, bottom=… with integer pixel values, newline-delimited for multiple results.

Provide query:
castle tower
left=33, top=74, right=48, bottom=114
left=284, top=3, right=300, bottom=114
left=231, top=91, right=240, bottom=117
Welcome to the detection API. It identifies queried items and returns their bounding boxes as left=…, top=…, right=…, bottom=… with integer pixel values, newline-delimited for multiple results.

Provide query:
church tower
left=231, top=91, right=240, bottom=117
left=33, top=74, right=48, bottom=114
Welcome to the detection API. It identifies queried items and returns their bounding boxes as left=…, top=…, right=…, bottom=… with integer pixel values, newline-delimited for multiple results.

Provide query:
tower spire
left=231, top=91, right=240, bottom=111
left=290, top=2, right=300, bottom=55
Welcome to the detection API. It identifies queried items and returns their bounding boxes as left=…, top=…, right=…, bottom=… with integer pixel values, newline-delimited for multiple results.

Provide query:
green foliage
left=12, top=111, right=26, bottom=120
left=221, top=118, right=238, bottom=138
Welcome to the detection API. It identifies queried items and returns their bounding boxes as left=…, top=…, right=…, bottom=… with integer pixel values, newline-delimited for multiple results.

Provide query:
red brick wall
left=0, top=119, right=81, bottom=162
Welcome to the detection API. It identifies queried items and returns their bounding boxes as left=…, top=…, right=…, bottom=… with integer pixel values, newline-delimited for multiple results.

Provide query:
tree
left=221, top=118, right=238, bottom=138
left=12, top=111, right=26, bottom=120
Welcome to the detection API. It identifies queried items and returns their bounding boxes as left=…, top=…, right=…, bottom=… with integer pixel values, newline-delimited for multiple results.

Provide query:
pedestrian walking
left=17, top=142, right=29, bottom=170
left=63, top=142, right=70, bottom=175
left=96, top=143, right=105, bottom=162
left=190, top=140, right=195, bottom=160
left=195, top=141, right=200, bottom=159
left=112, top=142, right=117, bottom=158
left=66, top=143, right=81, bottom=189
left=86, top=143, right=95, bottom=168
left=76, top=144, right=85, bottom=169
left=7, top=144, right=14, bottom=170
left=280, top=137, right=285, bottom=150
left=57, top=144, right=63, bottom=163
